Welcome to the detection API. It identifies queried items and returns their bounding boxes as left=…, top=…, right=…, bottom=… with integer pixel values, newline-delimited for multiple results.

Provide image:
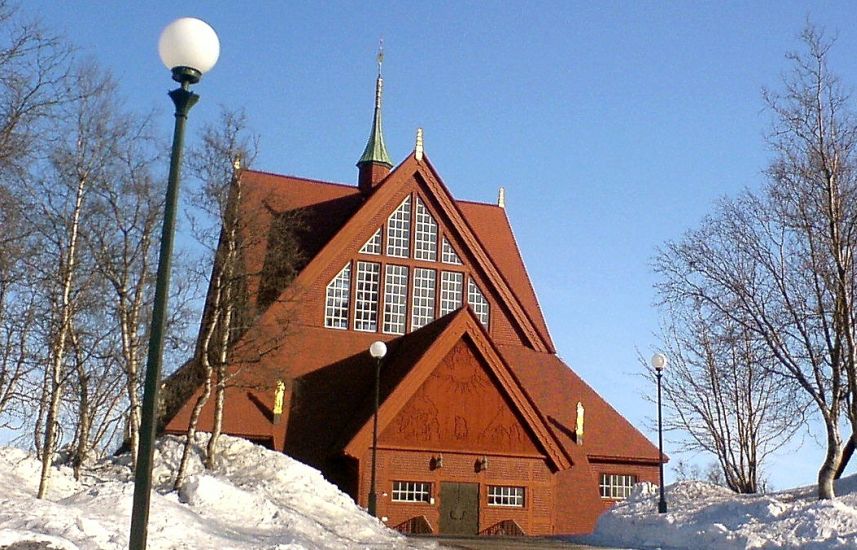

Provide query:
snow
left=0, top=435, right=437, bottom=549
left=587, top=477, right=857, bottom=549
left=8, top=436, right=857, bottom=549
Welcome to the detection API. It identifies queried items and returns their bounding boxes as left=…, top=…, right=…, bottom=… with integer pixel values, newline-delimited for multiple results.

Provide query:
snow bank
left=0, top=435, right=435, bottom=549
left=590, top=478, right=857, bottom=549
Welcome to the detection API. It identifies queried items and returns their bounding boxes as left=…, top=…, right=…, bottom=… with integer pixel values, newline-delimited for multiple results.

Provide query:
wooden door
left=439, top=482, right=479, bottom=535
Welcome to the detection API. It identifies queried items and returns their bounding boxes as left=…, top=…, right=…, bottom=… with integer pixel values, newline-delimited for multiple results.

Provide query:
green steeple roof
left=357, top=50, right=393, bottom=169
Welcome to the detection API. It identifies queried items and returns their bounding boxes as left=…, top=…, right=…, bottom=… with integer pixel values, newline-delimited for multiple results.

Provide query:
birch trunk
left=174, top=268, right=225, bottom=490
left=37, top=171, right=87, bottom=499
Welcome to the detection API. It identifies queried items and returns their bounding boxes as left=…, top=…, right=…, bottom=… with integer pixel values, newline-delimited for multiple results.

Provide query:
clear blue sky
left=25, top=1, right=857, bottom=490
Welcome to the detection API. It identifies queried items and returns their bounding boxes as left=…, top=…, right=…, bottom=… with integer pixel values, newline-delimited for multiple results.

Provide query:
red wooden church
left=164, top=62, right=662, bottom=536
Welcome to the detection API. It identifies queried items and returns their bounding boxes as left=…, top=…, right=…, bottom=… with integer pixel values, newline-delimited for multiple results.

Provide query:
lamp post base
left=658, top=499, right=668, bottom=514
left=368, top=492, right=377, bottom=517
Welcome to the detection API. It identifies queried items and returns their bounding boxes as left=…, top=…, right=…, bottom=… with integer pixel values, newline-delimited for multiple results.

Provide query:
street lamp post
left=651, top=352, right=668, bottom=514
left=367, top=341, right=387, bottom=517
left=129, top=18, right=219, bottom=550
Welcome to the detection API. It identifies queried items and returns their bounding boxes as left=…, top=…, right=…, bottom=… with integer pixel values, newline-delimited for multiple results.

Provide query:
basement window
left=392, top=481, right=432, bottom=503
left=487, top=485, right=524, bottom=507
left=599, top=473, right=637, bottom=500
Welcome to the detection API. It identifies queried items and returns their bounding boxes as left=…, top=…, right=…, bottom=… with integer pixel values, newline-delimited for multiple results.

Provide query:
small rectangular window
left=599, top=473, right=637, bottom=500
left=353, top=261, right=380, bottom=331
left=487, top=485, right=524, bottom=507
left=383, top=264, right=408, bottom=334
left=440, top=271, right=463, bottom=316
left=411, top=268, right=436, bottom=330
left=392, top=481, right=432, bottom=503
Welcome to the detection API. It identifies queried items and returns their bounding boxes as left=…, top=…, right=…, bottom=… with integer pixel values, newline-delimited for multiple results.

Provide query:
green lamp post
left=367, top=340, right=387, bottom=517
left=129, top=17, right=219, bottom=550
left=651, top=352, right=668, bottom=514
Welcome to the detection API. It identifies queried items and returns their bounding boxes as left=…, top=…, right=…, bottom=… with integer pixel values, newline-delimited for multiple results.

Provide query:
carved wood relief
left=381, top=338, right=540, bottom=454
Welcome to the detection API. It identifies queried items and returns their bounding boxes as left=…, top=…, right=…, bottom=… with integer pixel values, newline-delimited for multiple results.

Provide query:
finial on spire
left=498, top=187, right=506, bottom=208
left=415, top=128, right=424, bottom=161
left=357, top=41, right=394, bottom=193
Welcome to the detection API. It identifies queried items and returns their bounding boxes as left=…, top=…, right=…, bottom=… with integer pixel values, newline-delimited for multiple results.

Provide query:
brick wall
left=358, top=448, right=555, bottom=536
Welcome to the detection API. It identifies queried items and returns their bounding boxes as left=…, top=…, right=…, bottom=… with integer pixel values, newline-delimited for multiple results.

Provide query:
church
left=163, top=58, right=663, bottom=536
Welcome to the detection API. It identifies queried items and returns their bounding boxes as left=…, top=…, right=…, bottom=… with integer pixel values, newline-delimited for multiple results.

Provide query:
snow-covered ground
left=5, top=436, right=857, bottom=549
left=588, top=476, right=857, bottom=549
left=0, top=435, right=436, bottom=549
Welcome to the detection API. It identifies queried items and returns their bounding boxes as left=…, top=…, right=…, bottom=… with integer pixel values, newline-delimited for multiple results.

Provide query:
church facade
left=164, top=65, right=663, bottom=536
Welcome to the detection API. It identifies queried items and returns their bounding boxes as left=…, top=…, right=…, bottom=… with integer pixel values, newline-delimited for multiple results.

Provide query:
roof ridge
left=243, top=168, right=355, bottom=189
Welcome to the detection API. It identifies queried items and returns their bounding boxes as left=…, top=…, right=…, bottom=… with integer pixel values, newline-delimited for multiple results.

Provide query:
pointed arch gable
left=250, top=153, right=553, bottom=353
left=343, top=308, right=571, bottom=471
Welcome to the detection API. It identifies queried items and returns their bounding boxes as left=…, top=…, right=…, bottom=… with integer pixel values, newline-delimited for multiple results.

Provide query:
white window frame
left=353, top=261, right=380, bottom=332
left=441, top=237, right=463, bottom=265
left=386, top=196, right=411, bottom=258
left=392, top=481, right=432, bottom=503
left=411, top=268, right=436, bottom=330
left=468, top=279, right=490, bottom=328
left=599, top=473, right=637, bottom=500
left=440, top=271, right=463, bottom=316
left=487, top=485, right=525, bottom=507
left=324, top=263, right=351, bottom=329
left=383, top=264, right=409, bottom=334
left=413, top=197, right=438, bottom=261
left=359, top=228, right=382, bottom=255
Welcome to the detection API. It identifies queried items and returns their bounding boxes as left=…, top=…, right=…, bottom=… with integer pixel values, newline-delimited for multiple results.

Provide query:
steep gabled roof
left=342, top=308, right=572, bottom=471
left=457, top=200, right=553, bottom=352
left=240, top=152, right=555, bottom=353
left=235, top=170, right=363, bottom=310
left=498, top=344, right=662, bottom=464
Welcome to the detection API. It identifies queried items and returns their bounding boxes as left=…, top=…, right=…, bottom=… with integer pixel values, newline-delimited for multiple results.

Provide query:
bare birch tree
left=84, top=111, right=162, bottom=467
left=0, top=2, right=77, bottom=434
left=655, top=27, right=857, bottom=499
left=26, top=64, right=130, bottom=498
left=652, top=307, right=804, bottom=493
left=172, top=108, right=303, bottom=486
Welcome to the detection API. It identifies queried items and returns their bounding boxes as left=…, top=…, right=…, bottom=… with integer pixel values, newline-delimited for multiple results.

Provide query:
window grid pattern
left=468, top=279, right=490, bottom=328
left=392, top=481, right=432, bottom=503
left=324, top=263, right=351, bottom=329
left=353, top=262, right=380, bottom=331
left=599, top=474, right=637, bottom=500
left=487, top=486, right=525, bottom=507
left=441, top=237, right=463, bottom=265
left=411, top=268, right=436, bottom=330
left=440, top=271, right=463, bottom=316
left=384, top=265, right=409, bottom=334
left=413, top=197, right=438, bottom=261
left=386, top=196, right=411, bottom=258
left=359, top=229, right=382, bottom=255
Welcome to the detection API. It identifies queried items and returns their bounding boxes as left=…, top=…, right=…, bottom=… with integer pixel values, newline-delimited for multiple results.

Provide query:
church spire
left=357, top=41, right=393, bottom=194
